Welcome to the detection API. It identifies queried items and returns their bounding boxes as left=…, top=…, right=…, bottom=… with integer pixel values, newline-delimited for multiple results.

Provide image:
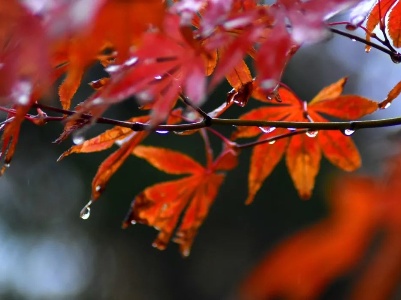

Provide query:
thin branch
left=329, top=27, right=397, bottom=58
left=24, top=102, right=401, bottom=132
left=236, top=129, right=308, bottom=149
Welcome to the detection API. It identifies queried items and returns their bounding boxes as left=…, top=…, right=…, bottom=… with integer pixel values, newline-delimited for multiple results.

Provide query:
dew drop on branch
left=341, top=129, right=355, bottom=136
left=155, top=130, right=169, bottom=134
left=268, top=140, right=276, bottom=145
left=306, top=130, right=318, bottom=138
left=391, top=53, right=401, bottom=64
left=287, top=128, right=296, bottom=131
left=259, top=126, right=276, bottom=134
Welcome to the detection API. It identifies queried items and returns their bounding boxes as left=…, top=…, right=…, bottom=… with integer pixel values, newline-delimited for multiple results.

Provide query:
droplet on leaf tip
left=341, top=128, right=355, bottom=136
left=182, top=249, right=190, bottom=257
left=306, top=130, right=318, bottom=138
left=95, top=185, right=102, bottom=192
left=79, top=200, right=92, bottom=220
left=80, top=206, right=90, bottom=220
left=4, top=163, right=10, bottom=168
left=384, top=102, right=391, bottom=109
left=268, top=140, right=275, bottom=145
left=131, top=220, right=136, bottom=225
left=351, top=38, right=356, bottom=42
left=72, top=130, right=85, bottom=145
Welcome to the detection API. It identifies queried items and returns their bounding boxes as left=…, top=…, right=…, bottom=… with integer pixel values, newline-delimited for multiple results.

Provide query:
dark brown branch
left=27, top=102, right=401, bottom=132
left=329, top=27, right=399, bottom=61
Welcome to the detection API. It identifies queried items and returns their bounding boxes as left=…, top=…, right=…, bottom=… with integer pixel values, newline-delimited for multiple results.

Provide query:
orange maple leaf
left=365, top=0, right=399, bottom=49
left=239, top=176, right=381, bottom=300
left=123, top=146, right=238, bottom=256
left=54, top=0, right=165, bottom=109
left=235, top=77, right=378, bottom=202
left=240, top=148, right=401, bottom=300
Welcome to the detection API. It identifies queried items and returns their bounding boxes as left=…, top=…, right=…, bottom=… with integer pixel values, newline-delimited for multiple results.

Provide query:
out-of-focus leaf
left=239, top=176, right=381, bottom=300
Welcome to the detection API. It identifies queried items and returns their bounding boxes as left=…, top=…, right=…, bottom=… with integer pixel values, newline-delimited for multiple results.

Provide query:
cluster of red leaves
left=0, top=0, right=391, bottom=256
left=234, top=78, right=378, bottom=201
left=240, top=148, right=401, bottom=300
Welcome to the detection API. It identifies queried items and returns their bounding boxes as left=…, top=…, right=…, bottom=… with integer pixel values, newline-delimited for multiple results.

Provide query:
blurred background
left=1, top=19, right=401, bottom=300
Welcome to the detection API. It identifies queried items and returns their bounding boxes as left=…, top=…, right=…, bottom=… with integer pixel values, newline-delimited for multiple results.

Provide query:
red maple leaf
left=365, top=0, right=399, bottom=49
left=235, top=77, right=378, bottom=202
left=123, top=146, right=238, bottom=256
left=239, top=176, right=381, bottom=300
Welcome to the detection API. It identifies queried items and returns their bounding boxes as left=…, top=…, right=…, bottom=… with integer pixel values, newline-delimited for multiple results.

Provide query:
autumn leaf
left=365, top=0, right=399, bottom=49
left=239, top=176, right=381, bottom=300
left=235, top=77, right=378, bottom=201
left=123, top=146, right=238, bottom=256
left=53, top=0, right=165, bottom=109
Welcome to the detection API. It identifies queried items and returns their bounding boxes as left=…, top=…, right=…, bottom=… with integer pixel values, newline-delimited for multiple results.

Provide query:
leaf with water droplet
left=236, top=78, right=377, bottom=199
left=127, top=146, right=236, bottom=256
left=379, top=80, right=401, bottom=109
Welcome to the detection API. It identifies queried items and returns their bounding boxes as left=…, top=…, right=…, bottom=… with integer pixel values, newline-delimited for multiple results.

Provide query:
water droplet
left=306, top=130, right=318, bottom=138
left=287, top=128, right=296, bottom=131
left=351, top=38, right=356, bottom=42
left=345, top=24, right=357, bottom=31
left=391, top=53, right=401, bottom=64
left=365, top=48, right=371, bottom=53
left=341, top=128, right=355, bottom=136
left=124, top=57, right=138, bottom=67
left=131, top=220, right=136, bottom=225
left=12, top=80, right=32, bottom=105
left=268, top=140, right=276, bottom=145
left=155, top=130, right=169, bottom=134
left=259, top=126, right=276, bottom=134
left=105, top=64, right=121, bottom=73
left=260, top=79, right=278, bottom=91
left=95, top=185, right=102, bottom=192
left=72, top=132, right=85, bottom=145
left=383, top=102, right=391, bottom=109
left=182, top=249, right=190, bottom=257
left=154, top=75, right=162, bottom=80
left=92, top=97, right=103, bottom=105
left=4, top=163, right=10, bottom=168
left=80, top=200, right=92, bottom=220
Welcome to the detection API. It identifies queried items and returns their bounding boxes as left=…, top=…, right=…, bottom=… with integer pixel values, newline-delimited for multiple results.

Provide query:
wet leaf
left=124, top=146, right=237, bottom=256
left=235, top=78, right=378, bottom=200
